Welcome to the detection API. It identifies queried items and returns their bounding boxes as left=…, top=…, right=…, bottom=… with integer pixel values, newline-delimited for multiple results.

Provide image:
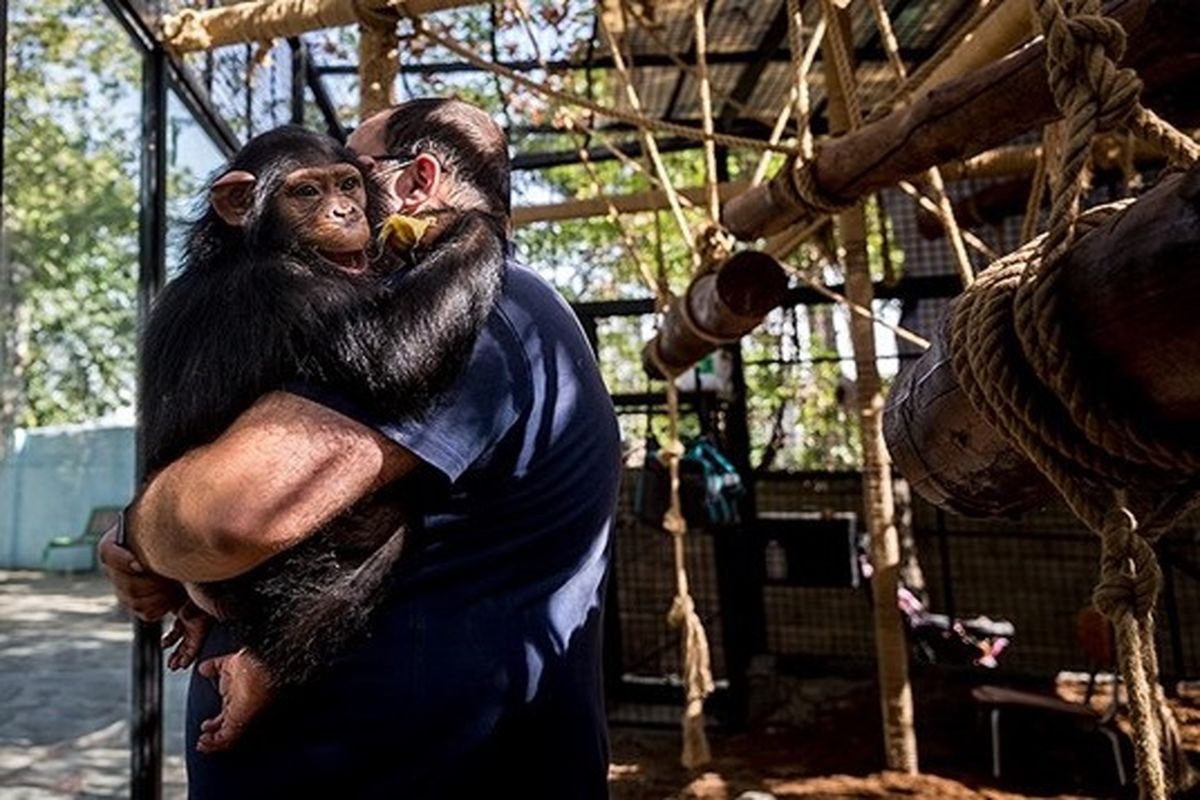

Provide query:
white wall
left=0, top=422, right=135, bottom=570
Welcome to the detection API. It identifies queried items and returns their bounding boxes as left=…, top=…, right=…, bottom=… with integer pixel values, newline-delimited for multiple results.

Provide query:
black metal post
left=132, top=43, right=168, bottom=800
left=289, top=38, right=306, bottom=126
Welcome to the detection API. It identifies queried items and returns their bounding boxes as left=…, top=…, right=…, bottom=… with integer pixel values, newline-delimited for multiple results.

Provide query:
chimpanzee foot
left=195, top=648, right=274, bottom=753
left=161, top=601, right=213, bottom=671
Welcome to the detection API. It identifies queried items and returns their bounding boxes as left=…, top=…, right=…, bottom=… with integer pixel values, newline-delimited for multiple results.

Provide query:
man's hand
left=98, top=527, right=186, bottom=621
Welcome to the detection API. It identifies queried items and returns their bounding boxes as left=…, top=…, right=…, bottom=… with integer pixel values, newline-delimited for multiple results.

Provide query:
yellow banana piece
left=379, top=214, right=432, bottom=250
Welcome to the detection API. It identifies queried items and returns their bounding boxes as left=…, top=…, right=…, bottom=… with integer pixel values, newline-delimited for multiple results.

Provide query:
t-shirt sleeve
left=289, top=314, right=528, bottom=483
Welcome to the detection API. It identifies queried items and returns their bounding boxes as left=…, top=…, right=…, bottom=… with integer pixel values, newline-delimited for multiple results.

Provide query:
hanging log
left=513, top=181, right=749, bottom=227
left=160, top=0, right=482, bottom=53
left=642, top=251, right=789, bottom=380
left=884, top=166, right=1200, bottom=517
left=722, top=0, right=1199, bottom=240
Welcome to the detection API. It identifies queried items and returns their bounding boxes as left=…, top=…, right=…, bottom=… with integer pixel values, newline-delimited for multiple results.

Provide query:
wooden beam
left=513, top=181, right=749, bottom=226
left=721, top=0, right=1198, bottom=239
left=884, top=167, right=1200, bottom=517
left=160, top=0, right=482, bottom=53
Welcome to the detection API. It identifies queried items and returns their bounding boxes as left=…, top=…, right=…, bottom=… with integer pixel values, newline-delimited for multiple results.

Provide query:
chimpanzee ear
left=209, top=170, right=257, bottom=227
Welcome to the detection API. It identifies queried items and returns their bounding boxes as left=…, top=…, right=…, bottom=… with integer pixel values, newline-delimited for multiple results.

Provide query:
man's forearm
left=128, top=391, right=418, bottom=583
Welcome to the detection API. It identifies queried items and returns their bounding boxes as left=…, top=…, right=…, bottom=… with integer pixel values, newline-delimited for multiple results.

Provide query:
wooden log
left=722, top=0, right=1198, bottom=240
left=160, top=0, right=482, bottom=53
left=884, top=166, right=1200, bottom=517
left=512, top=181, right=749, bottom=227
left=642, top=251, right=789, bottom=380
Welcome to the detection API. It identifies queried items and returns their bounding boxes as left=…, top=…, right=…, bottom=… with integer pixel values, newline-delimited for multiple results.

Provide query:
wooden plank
left=513, top=181, right=749, bottom=226
left=884, top=167, right=1200, bottom=517
left=722, top=0, right=1198, bottom=239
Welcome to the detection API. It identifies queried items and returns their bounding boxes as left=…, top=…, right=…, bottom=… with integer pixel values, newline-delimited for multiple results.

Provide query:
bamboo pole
left=821, top=1, right=918, bottom=774
left=512, top=181, right=749, bottom=227
left=160, top=0, right=482, bottom=53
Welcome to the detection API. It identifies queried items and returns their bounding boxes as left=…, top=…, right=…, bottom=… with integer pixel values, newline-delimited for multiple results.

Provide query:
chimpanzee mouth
left=317, top=249, right=369, bottom=275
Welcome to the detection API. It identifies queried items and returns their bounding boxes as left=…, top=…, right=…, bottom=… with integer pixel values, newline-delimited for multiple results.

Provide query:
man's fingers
left=97, top=530, right=143, bottom=574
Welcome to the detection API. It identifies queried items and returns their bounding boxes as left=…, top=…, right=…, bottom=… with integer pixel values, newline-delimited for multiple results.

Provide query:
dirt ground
left=2, top=570, right=1198, bottom=799
left=607, top=675, right=1200, bottom=799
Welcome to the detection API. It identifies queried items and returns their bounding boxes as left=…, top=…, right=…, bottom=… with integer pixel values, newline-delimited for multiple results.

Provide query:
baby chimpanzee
left=139, top=126, right=506, bottom=751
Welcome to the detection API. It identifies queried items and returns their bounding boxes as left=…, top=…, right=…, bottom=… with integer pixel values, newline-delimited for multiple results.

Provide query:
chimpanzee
left=139, top=125, right=506, bottom=751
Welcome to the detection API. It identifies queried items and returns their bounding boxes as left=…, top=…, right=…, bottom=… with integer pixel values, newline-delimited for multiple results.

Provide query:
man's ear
left=209, top=170, right=257, bottom=227
left=392, top=154, right=441, bottom=213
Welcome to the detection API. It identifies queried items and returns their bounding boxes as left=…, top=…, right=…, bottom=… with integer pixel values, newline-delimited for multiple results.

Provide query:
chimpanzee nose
left=331, top=204, right=358, bottom=222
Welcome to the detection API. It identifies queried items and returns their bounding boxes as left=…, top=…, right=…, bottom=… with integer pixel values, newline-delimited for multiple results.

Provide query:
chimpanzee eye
left=340, top=176, right=361, bottom=192
left=292, top=184, right=321, bottom=198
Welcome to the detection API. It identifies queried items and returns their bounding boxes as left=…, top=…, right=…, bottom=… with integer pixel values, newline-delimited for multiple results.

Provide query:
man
left=100, top=98, right=621, bottom=797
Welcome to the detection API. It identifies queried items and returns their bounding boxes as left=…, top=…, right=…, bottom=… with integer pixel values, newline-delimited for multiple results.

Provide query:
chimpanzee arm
left=127, top=391, right=420, bottom=583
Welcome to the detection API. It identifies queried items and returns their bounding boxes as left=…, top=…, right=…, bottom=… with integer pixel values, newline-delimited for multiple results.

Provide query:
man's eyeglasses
left=368, top=155, right=417, bottom=173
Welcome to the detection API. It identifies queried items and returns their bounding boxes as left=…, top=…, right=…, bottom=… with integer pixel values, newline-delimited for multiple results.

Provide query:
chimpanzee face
left=209, top=159, right=373, bottom=276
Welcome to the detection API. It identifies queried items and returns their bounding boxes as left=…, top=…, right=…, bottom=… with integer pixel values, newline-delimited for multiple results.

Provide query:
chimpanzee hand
left=196, top=648, right=274, bottom=753
left=98, top=527, right=186, bottom=622
left=161, top=601, right=213, bottom=671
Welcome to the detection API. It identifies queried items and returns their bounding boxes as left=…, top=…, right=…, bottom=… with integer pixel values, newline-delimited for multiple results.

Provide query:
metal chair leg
left=990, top=708, right=1002, bottom=778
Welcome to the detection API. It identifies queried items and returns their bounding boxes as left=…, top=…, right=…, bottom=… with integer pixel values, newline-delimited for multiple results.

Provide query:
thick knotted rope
left=948, top=203, right=1188, bottom=800
left=950, top=4, right=1200, bottom=796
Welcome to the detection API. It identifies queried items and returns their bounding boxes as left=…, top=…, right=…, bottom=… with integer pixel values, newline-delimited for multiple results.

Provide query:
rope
left=865, top=0, right=975, bottom=287
left=947, top=205, right=1189, bottom=800
left=402, top=14, right=800, bottom=156
left=693, top=0, right=719, bottom=225
left=595, top=10, right=700, bottom=268
left=619, top=0, right=759, bottom=125
left=750, top=17, right=825, bottom=188
left=951, top=3, right=1200, bottom=795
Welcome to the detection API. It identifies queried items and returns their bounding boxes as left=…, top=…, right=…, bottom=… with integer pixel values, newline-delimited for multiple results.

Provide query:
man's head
left=349, top=98, right=511, bottom=225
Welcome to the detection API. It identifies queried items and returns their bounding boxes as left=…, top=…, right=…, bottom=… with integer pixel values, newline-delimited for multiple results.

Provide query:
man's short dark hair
left=383, top=98, right=511, bottom=219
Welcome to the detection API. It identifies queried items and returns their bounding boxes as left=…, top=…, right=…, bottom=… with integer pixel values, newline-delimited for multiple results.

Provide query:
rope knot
left=1039, top=0, right=1141, bottom=134
left=1093, top=506, right=1161, bottom=621
left=668, top=593, right=695, bottom=628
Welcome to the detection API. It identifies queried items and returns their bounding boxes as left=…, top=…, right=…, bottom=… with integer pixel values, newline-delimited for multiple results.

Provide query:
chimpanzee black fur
left=140, top=126, right=507, bottom=687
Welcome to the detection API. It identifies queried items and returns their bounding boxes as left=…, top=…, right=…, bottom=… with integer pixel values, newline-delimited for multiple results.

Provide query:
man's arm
left=128, top=391, right=420, bottom=583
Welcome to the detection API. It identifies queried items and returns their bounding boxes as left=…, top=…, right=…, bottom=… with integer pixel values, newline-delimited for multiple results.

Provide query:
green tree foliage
left=3, top=0, right=141, bottom=428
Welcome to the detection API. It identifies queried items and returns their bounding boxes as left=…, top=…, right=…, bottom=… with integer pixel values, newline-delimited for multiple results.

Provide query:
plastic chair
left=41, top=506, right=122, bottom=574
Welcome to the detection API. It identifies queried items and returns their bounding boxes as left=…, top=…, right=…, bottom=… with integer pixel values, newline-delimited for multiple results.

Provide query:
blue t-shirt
left=185, top=262, right=622, bottom=798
